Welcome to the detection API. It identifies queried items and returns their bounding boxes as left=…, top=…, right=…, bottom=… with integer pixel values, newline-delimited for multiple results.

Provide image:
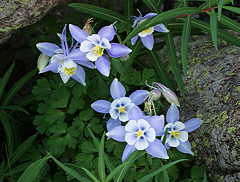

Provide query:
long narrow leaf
left=124, top=7, right=200, bottom=43
left=116, top=151, right=145, bottom=182
left=210, top=9, right=218, bottom=49
left=98, top=134, right=106, bottom=181
left=2, top=69, right=36, bottom=106
left=218, top=0, right=224, bottom=20
left=81, top=167, right=100, bottom=182
left=17, top=156, right=49, bottom=182
left=223, top=6, right=240, bottom=14
left=220, top=14, right=240, bottom=33
left=143, top=0, right=160, bottom=12
left=165, top=33, right=186, bottom=95
left=0, top=105, right=29, bottom=114
left=106, top=162, right=128, bottom=182
left=148, top=51, right=172, bottom=88
left=0, top=63, right=14, bottom=102
left=138, top=159, right=188, bottom=182
left=124, top=0, right=133, bottom=20
left=191, top=19, right=240, bottom=46
left=69, top=3, right=127, bottom=24
left=9, top=134, right=38, bottom=165
left=181, top=15, right=191, bottom=73
left=51, top=155, right=87, bottom=182
left=0, top=112, right=16, bottom=156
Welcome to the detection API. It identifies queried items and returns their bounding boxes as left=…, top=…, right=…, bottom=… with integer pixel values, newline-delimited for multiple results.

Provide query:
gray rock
left=0, top=0, right=62, bottom=44
left=178, top=36, right=240, bottom=182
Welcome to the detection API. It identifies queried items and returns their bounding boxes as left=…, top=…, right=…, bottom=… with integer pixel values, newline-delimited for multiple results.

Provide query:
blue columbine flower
left=91, top=78, right=149, bottom=122
left=163, top=104, right=202, bottom=155
left=131, top=12, right=169, bottom=50
left=36, top=25, right=94, bottom=85
left=106, top=106, right=169, bottom=161
left=69, top=24, right=132, bottom=77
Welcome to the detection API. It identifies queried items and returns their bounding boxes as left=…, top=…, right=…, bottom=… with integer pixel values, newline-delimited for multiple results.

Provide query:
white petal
left=111, top=98, right=121, bottom=108
left=125, top=120, right=138, bottom=132
left=135, top=138, right=149, bottom=150
left=137, top=119, right=151, bottom=131
left=119, top=97, right=132, bottom=105
left=80, top=40, right=94, bottom=52
left=179, top=131, right=188, bottom=142
left=167, top=137, right=180, bottom=147
left=145, top=128, right=156, bottom=142
left=86, top=51, right=99, bottom=62
left=87, top=34, right=101, bottom=44
left=119, top=112, right=129, bottom=122
left=125, top=133, right=137, bottom=145
left=100, top=38, right=111, bottom=49
left=109, top=108, right=119, bottom=119
left=59, top=72, right=70, bottom=83
left=174, top=121, right=185, bottom=131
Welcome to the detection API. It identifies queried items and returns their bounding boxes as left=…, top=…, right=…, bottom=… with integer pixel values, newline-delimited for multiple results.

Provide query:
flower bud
left=154, top=82, right=180, bottom=107
left=37, top=54, right=49, bottom=72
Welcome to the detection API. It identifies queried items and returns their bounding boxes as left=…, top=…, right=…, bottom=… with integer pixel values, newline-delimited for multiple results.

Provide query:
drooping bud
left=153, top=82, right=180, bottom=107
left=37, top=54, right=49, bottom=72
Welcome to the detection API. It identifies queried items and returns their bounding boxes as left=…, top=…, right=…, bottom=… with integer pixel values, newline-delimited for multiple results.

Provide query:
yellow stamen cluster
left=118, top=106, right=126, bottom=113
left=141, top=27, right=153, bottom=34
left=64, top=67, right=77, bottom=76
left=93, top=46, right=104, bottom=56
left=136, top=130, right=144, bottom=137
left=170, top=131, right=180, bottom=138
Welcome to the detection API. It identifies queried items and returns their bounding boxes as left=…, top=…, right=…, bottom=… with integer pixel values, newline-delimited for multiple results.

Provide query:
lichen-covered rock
left=0, top=0, right=62, bottom=44
left=179, top=37, right=240, bottom=182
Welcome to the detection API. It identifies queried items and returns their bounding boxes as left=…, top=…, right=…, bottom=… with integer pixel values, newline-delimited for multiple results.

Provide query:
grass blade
left=0, top=63, right=14, bottom=102
left=51, top=155, right=87, bottom=182
left=209, top=9, right=218, bottom=50
left=106, top=163, right=128, bottom=182
left=165, top=33, right=186, bottom=95
left=124, top=7, right=200, bottom=43
left=223, top=6, right=240, bottom=14
left=2, top=69, right=36, bottom=106
left=0, top=112, right=16, bottom=156
left=220, top=14, right=240, bottom=33
left=148, top=51, right=172, bottom=88
left=143, top=0, right=160, bottom=12
left=81, top=167, right=100, bottom=182
left=9, top=134, right=37, bottom=165
left=116, top=151, right=145, bottom=182
left=138, top=159, right=188, bottom=182
left=124, top=0, right=133, bottom=21
left=181, top=15, right=191, bottom=73
left=98, top=134, right=106, bottom=181
left=191, top=18, right=240, bottom=46
left=0, top=105, right=29, bottom=114
left=17, top=156, right=49, bottom=182
left=69, top=3, right=127, bottom=24
left=218, top=0, right=224, bottom=20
